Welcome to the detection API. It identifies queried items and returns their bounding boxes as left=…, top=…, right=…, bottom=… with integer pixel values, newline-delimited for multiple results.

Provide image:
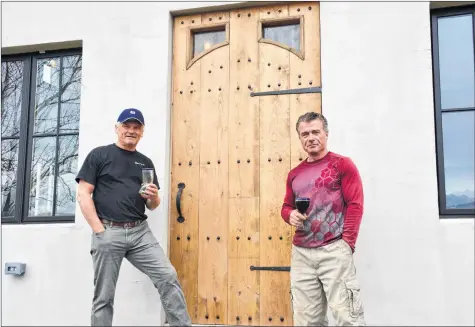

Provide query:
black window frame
left=1, top=48, right=82, bottom=224
left=431, top=5, right=475, bottom=218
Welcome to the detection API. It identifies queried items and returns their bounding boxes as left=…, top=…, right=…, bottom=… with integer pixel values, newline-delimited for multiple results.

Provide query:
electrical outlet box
left=4, top=262, right=26, bottom=276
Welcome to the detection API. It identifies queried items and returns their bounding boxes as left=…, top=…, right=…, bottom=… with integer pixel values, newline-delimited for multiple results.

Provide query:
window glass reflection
left=1, top=61, right=24, bottom=137
left=263, top=23, right=300, bottom=51
left=1, top=139, right=19, bottom=217
left=60, top=55, right=82, bottom=133
left=438, top=14, right=475, bottom=109
left=34, top=57, right=60, bottom=135
left=28, top=137, right=56, bottom=216
left=1, top=51, right=82, bottom=223
left=193, top=30, right=226, bottom=56
left=442, top=111, right=475, bottom=209
left=55, top=135, right=79, bottom=215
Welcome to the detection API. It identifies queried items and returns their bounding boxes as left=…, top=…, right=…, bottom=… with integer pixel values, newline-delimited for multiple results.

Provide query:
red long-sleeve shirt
left=281, top=151, right=364, bottom=251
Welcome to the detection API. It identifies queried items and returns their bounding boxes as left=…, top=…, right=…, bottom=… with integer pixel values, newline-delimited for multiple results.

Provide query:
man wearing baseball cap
left=76, top=108, right=191, bottom=326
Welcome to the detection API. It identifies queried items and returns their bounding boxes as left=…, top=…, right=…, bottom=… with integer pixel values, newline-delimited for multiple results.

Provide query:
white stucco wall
left=1, top=2, right=473, bottom=326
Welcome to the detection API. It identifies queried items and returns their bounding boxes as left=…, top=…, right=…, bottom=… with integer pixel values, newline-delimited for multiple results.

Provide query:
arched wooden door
left=169, top=2, right=321, bottom=325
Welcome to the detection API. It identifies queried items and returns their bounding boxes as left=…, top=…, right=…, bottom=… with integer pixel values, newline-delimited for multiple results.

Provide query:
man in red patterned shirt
left=281, top=112, right=366, bottom=326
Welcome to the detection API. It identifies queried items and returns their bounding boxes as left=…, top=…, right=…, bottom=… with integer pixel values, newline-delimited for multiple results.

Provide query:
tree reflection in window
left=1, top=60, right=24, bottom=218
left=56, top=135, right=79, bottom=215
left=34, top=58, right=60, bottom=135
left=1, top=139, right=19, bottom=217
left=1, top=61, right=23, bottom=138
left=60, top=56, right=81, bottom=133
left=1, top=52, right=82, bottom=222
left=28, top=54, right=82, bottom=217
left=28, top=137, right=56, bottom=216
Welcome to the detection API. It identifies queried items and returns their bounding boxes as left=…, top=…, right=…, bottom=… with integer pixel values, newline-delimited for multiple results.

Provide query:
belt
left=100, top=219, right=142, bottom=229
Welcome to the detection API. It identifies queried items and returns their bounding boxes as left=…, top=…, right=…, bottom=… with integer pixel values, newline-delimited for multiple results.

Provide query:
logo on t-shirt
left=135, top=161, right=145, bottom=166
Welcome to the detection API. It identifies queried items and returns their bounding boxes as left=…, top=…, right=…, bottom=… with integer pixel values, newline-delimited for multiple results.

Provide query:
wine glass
left=295, top=197, right=310, bottom=230
left=296, top=197, right=310, bottom=214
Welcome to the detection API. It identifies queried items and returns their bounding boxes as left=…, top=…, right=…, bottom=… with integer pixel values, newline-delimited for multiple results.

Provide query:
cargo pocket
left=344, top=277, right=363, bottom=319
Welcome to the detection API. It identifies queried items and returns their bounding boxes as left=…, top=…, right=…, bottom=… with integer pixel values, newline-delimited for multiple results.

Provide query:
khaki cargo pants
left=290, top=239, right=365, bottom=326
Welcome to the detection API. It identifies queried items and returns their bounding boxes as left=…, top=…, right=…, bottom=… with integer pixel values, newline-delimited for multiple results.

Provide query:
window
left=263, top=21, right=301, bottom=51
left=1, top=49, right=82, bottom=223
left=258, top=16, right=305, bottom=59
left=431, top=6, right=475, bottom=217
left=193, top=29, right=226, bottom=57
left=187, top=23, right=229, bottom=69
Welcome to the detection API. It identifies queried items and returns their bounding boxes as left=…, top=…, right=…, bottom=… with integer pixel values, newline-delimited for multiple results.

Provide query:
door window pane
left=34, top=57, right=60, bottom=135
left=55, top=135, right=79, bottom=215
left=60, top=55, right=82, bottom=133
left=1, top=61, right=24, bottom=137
left=28, top=137, right=56, bottom=216
left=193, top=30, right=226, bottom=57
left=442, top=111, right=475, bottom=209
left=263, top=23, right=300, bottom=51
left=1, top=139, right=19, bottom=217
left=438, top=14, right=475, bottom=109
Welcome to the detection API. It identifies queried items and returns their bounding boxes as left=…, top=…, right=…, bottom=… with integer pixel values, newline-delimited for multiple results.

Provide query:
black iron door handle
left=176, top=183, right=186, bottom=223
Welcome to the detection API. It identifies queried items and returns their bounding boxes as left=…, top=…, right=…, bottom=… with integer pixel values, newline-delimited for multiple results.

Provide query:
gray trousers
left=90, top=220, right=191, bottom=326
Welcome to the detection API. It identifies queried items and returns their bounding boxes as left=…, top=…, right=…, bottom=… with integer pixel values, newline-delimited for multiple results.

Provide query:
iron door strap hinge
left=250, top=86, right=322, bottom=97
left=250, top=265, right=290, bottom=272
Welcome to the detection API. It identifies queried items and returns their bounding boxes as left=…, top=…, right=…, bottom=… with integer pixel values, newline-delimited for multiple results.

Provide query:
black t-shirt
left=75, top=143, right=159, bottom=222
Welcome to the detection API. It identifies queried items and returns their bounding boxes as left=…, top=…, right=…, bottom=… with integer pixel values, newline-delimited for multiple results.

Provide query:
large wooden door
left=169, top=3, right=321, bottom=325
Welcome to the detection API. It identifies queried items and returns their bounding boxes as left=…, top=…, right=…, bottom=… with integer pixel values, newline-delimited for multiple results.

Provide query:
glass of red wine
left=296, top=197, right=310, bottom=214
left=295, top=197, right=310, bottom=230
